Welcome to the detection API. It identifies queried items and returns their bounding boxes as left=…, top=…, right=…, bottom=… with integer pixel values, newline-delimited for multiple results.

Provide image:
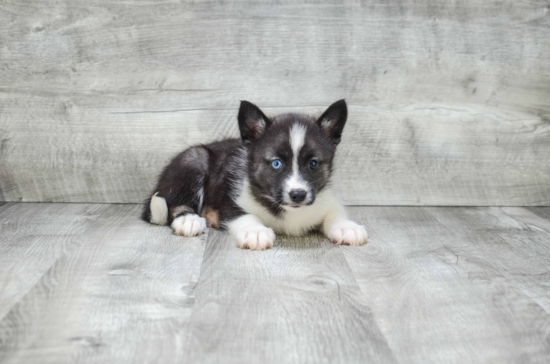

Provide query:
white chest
left=234, top=180, right=339, bottom=236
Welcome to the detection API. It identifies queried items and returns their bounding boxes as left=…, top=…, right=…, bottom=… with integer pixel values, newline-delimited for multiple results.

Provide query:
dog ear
left=238, top=101, right=272, bottom=143
left=316, top=99, right=347, bottom=145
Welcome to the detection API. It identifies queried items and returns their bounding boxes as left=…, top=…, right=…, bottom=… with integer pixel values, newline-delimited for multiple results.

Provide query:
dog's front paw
left=171, top=214, right=207, bottom=237
left=326, top=220, right=368, bottom=246
left=236, top=226, right=276, bottom=251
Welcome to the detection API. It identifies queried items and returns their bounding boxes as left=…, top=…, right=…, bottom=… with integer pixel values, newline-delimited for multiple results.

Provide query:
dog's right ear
left=238, top=101, right=271, bottom=144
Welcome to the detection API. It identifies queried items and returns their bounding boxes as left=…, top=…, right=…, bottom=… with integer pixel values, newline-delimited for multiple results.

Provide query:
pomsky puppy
left=142, top=100, right=368, bottom=250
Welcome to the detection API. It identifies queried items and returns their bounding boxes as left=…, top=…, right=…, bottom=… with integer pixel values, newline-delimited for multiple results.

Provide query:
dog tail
left=149, top=192, right=168, bottom=225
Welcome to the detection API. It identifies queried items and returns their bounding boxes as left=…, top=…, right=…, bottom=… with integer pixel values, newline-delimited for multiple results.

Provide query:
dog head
left=238, top=99, right=347, bottom=215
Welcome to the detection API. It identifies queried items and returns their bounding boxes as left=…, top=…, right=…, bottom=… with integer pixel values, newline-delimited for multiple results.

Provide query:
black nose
left=289, top=189, right=307, bottom=203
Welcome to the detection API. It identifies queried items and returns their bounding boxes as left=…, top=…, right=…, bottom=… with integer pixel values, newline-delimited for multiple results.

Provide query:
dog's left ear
left=316, top=99, right=347, bottom=145
left=238, top=101, right=272, bottom=144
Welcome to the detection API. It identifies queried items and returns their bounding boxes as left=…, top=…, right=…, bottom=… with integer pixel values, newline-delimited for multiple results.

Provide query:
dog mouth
left=280, top=203, right=303, bottom=211
left=287, top=204, right=303, bottom=208
left=280, top=200, right=315, bottom=210
left=260, top=195, right=303, bottom=211
left=270, top=191, right=316, bottom=211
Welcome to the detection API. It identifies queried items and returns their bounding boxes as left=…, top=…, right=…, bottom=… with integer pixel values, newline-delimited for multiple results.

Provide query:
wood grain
left=0, top=203, right=108, bottom=320
left=1, top=0, right=549, bottom=205
left=182, top=229, right=396, bottom=364
left=342, top=206, right=550, bottom=364
left=436, top=206, right=550, bottom=317
left=0, top=204, right=207, bottom=364
left=1, top=204, right=550, bottom=362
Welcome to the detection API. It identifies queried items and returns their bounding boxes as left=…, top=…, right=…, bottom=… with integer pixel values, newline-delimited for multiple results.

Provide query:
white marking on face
left=290, top=123, right=307, bottom=156
left=284, top=124, right=310, bottom=206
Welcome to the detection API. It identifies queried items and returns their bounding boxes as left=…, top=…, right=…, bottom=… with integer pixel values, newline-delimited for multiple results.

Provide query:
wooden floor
left=0, top=203, right=549, bottom=363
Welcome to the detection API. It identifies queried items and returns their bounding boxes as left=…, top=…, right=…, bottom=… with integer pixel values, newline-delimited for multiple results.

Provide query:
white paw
left=236, top=225, right=276, bottom=251
left=171, top=214, right=207, bottom=237
left=326, top=219, right=368, bottom=246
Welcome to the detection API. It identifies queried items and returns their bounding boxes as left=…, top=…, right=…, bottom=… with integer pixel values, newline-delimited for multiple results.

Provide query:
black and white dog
left=142, top=100, right=368, bottom=250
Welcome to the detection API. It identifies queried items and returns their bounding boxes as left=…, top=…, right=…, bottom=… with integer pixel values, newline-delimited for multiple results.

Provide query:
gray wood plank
left=0, top=203, right=108, bottom=320
left=527, top=207, right=550, bottom=221
left=182, top=229, right=396, bottom=364
left=1, top=0, right=549, bottom=205
left=435, top=206, right=550, bottom=315
left=1, top=204, right=550, bottom=362
left=342, top=206, right=550, bottom=364
left=0, top=204, right=206, bottom=364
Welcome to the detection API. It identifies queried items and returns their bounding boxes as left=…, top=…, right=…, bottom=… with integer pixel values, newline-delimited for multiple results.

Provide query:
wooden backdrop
left=1, top=0, right=549, bottom=205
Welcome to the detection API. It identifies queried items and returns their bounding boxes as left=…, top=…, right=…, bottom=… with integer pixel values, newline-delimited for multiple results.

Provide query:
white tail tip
left=150, top=192, right=168, bottom=225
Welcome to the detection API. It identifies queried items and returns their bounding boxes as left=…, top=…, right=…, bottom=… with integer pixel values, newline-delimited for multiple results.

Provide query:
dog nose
left=289, top=189, right=307, bottom=203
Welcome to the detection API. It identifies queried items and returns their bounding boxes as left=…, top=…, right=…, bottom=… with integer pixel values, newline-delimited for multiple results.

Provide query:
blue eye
left=309, top=160, right=318, bottom=170
left=271, top=159, right=282, bottom=170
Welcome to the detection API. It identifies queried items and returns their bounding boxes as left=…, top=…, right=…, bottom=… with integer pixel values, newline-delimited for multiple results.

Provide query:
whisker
left=260, top=194, right=284, bottom=212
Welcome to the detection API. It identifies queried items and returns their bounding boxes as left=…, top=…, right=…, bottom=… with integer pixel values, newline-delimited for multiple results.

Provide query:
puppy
left=142, top=100, right=368, bottom=250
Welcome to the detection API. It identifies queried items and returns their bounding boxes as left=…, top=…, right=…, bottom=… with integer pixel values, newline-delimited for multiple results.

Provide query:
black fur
left=142, top=100, right=347, bottom=228
left=141, top=139, right=245, bottom=225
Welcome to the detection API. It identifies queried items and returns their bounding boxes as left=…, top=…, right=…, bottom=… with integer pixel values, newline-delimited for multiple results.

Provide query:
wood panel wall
left=1, top=0, right=549, bottom=205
